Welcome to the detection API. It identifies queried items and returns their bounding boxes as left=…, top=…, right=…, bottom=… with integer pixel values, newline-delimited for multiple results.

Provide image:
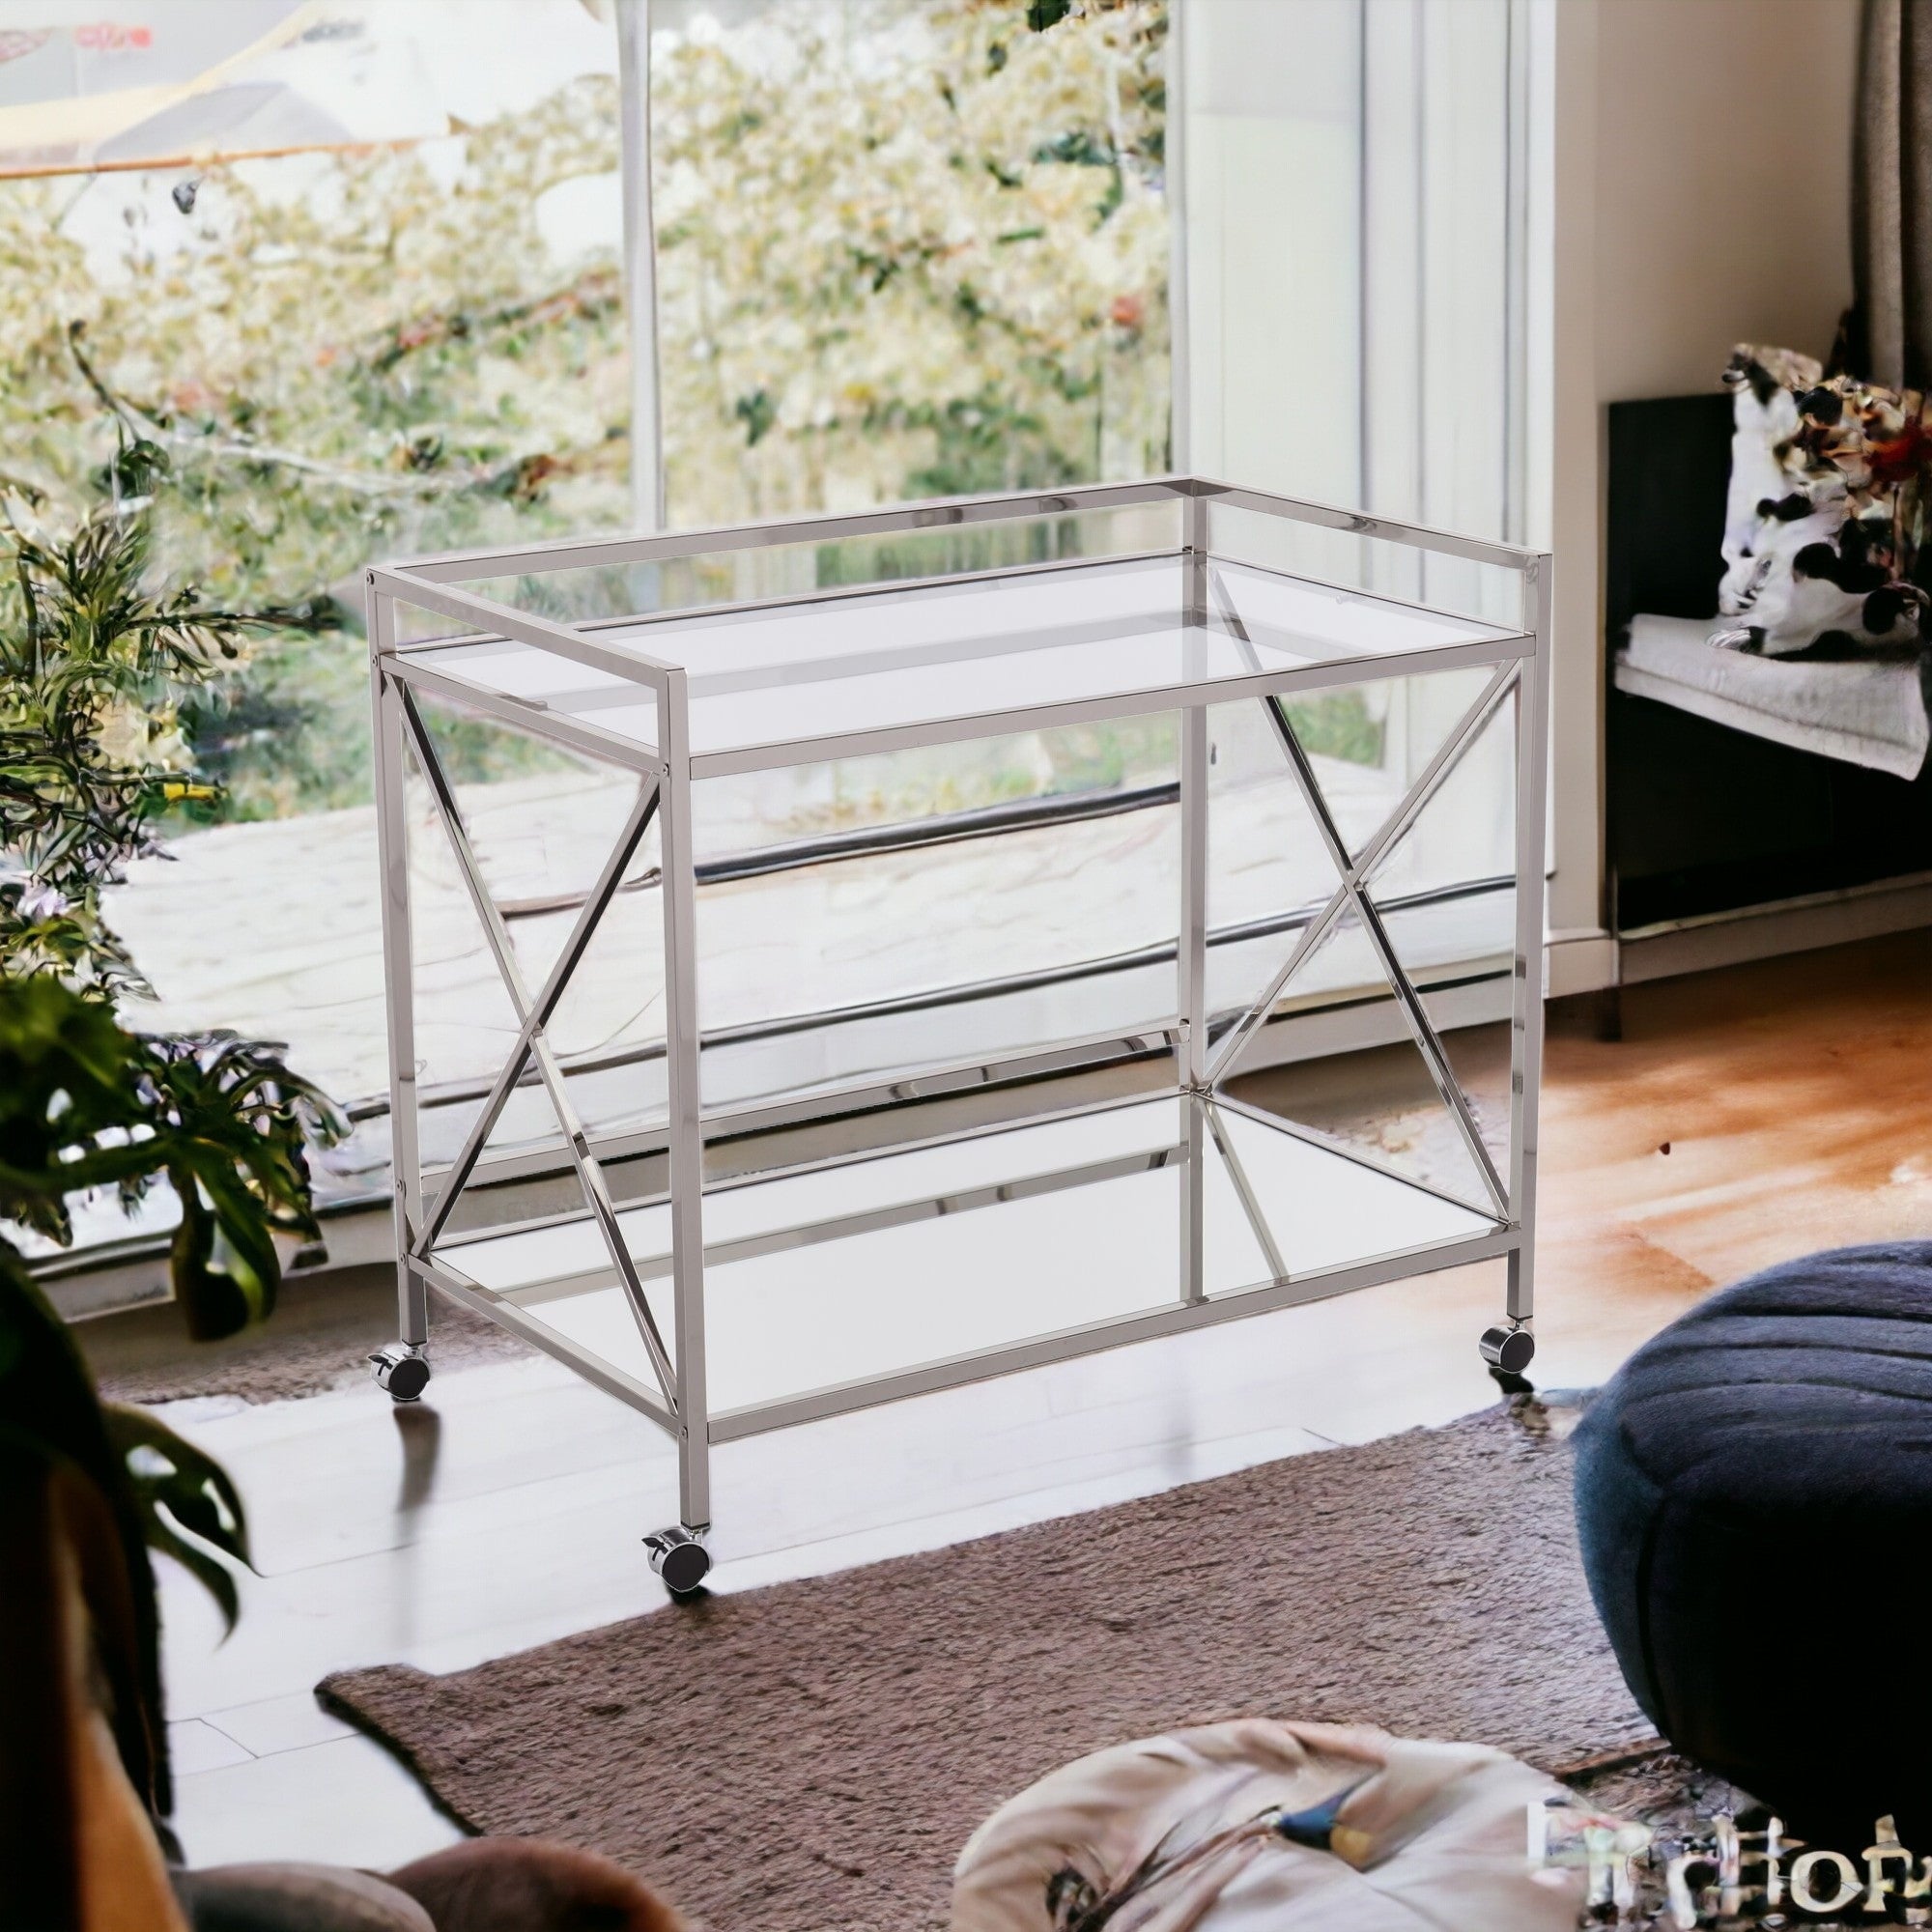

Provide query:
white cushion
left=1615, top=613, right=1929, bottom=780
left=952, top=1719, right=1587, bottom=1932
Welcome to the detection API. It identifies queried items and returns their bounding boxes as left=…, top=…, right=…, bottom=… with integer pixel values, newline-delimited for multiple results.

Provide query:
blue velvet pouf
left=1573, top=1241, right=1932, bottom=1841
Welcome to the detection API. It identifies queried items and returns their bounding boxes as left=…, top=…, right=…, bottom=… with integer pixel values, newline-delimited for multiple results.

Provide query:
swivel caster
left=644, top=1525, right=711, bottom=1597
left=370, top=1343, right=431, bottom=1403
left=1478, top=1322, right=1535, bottom=1376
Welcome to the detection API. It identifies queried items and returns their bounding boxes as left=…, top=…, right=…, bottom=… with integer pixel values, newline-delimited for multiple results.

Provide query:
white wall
left=1540, top=0, right=1860, bottom=986
left=1595, top=0, right=1859, bottom=402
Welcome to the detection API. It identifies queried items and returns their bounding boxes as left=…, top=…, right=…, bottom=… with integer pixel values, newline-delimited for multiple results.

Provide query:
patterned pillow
left=1713, top=343, right=1927, bottom=656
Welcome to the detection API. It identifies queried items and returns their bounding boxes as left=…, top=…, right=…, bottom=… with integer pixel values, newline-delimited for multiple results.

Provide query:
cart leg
left=1480, top=559, right=1550, bottom=1378
left=369, top=601, right=432, bottom=1405
left=643, top=1421, right=712, bottom=1590
left=646, top=668, right=713, bottom=1598
left=1479, top=1259, right=1536, bottom=1375
left=370, top=1247, right=432, bottom=1400
left=1177, top=701, right=1209, bottom=1304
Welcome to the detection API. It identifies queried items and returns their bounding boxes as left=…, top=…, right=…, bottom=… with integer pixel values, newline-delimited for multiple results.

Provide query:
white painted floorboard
left=160, top=1258, right=1629, bottom=1872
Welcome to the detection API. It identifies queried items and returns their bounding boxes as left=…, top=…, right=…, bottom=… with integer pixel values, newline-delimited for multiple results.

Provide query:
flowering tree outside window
left=0, top=0, right=1169, bottom=827
left=653, top=0, right=1171, bottom=525
left=0, top=0, right=1175, bottom=1120
left=0, top=71, right=633, bottom=820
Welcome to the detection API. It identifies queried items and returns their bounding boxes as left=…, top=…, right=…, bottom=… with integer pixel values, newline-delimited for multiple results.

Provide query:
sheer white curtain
left=1177, top=0, right=1526, bottom=553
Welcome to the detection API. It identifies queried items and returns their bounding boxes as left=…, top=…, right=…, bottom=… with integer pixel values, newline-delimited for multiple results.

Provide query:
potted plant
left=0, top=442, right=346, bottom=1915
left=0, top=440, right=689, bottom=1932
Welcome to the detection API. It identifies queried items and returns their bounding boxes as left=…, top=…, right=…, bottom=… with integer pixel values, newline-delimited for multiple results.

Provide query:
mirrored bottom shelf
left=427, top=1094, right=1505, bottom=1437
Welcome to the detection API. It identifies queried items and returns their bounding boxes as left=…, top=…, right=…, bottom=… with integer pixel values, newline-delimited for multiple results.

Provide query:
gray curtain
left=1852, top=0, right=1932, bottom=387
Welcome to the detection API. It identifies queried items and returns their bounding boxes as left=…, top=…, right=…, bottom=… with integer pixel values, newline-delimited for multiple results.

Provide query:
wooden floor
left=95, top=929, right=1932, bottom=1874
left=1535, top=928, right=1932, bottom=1328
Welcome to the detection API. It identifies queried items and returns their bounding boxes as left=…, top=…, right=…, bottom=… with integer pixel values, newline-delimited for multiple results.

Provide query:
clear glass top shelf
left=394, top=550, right=1527, bottom=775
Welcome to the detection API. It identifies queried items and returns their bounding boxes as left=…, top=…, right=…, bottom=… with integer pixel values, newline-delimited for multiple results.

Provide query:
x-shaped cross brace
left=398, top=690, right=679, bottom=1409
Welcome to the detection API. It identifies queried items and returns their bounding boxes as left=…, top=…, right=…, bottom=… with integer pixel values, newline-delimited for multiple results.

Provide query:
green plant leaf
left=0, top=980, right=339, bottom=1344
left=164, top=1179, right=259, bottom=1343
left=144, top=1514, right=242, bottom=1634
left=102, top=1400, right=251, bottom=1634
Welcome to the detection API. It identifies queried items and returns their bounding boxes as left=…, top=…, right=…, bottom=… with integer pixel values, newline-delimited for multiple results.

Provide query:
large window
left=1, top=2, right=632, bottom=824
left=1181, top=0, right=1526, bottom=549
left=651, top=0, right=1173, bottom=525
left=3, top=3, right=634, bottom=1158
left=1, top=0, right=1528, bottom=1247
left=1177, top=0, right=1528, bottom=1109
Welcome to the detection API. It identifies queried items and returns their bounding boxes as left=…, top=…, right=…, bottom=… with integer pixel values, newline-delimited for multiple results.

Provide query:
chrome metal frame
left=364, top=476, right=1549, bottom=1549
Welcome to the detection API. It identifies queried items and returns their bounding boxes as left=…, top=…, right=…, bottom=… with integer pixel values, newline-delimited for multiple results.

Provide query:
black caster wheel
left=644, top=1526, right=711, bottom=1597
left=1478, top=1322, right=1535, bottom=1376
left=370, top=1343, right=431, bottom=1403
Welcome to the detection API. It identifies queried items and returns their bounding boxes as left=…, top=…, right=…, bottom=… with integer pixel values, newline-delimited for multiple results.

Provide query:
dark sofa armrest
left=1604, top=393, right=1733, bottom=649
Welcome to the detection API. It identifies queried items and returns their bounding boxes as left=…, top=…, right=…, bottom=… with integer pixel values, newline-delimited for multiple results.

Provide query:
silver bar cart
left=365, top=476, right=1549, bottom=1595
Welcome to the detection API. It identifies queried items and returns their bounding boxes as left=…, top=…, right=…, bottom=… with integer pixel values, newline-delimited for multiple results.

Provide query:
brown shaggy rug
left=321, top=1398, right=1668, bottom=1932
left=84, top=1264, right=530, bottom=1406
